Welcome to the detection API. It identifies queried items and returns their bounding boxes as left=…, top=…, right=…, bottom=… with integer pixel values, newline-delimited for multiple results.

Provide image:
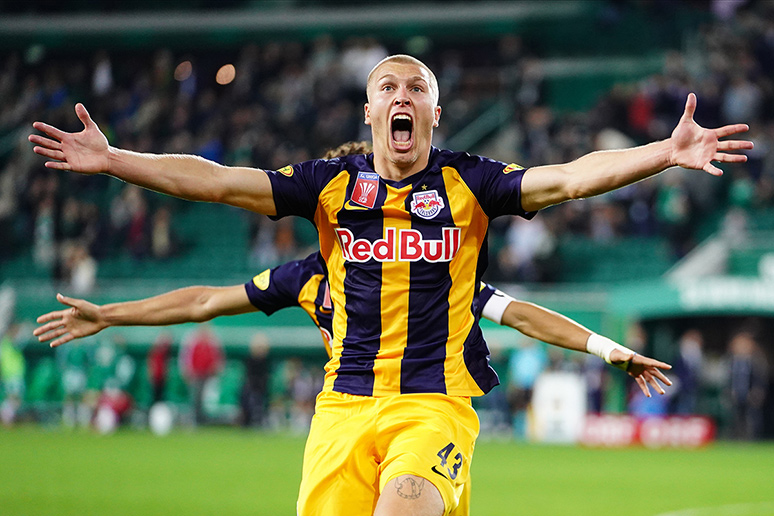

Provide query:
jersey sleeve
left=244, top=262, right=306, bottom=315
left=266, top=159, right=329, bottom=221
left=478, top=282, right=515, bottom=325
left=458, top=154, right=537, bottom=220
left=244, top=253, right=327, bottom=316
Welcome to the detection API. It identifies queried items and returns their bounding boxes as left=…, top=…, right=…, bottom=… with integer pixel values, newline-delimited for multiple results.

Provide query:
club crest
left=351, top=171, right=379, bottom=209
left=410, top=190, right=445, bottom=220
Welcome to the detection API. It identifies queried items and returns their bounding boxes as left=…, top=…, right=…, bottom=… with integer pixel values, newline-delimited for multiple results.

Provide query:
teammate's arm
left=482, top=288, right=671, bottom=397
left=29, top=103, right=276, bottom=215
left=33, top=286, right=256, bottom=348
left=520, top=93, right=752, bottom=212
left=500, top=300, right=671, bottom=397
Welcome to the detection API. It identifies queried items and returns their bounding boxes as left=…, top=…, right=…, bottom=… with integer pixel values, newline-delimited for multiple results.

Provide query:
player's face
left=365, top=62, right=441, bottom=172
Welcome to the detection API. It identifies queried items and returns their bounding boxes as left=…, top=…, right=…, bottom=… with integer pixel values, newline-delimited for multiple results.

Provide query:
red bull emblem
left=410, top=190, right=445, bottom=220
left=352, top=171, right=379, bottom=209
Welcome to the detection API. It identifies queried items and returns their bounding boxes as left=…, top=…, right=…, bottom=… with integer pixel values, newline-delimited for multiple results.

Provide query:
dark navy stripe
left=402, top=260, right=450, bottom=394
left=400, top=176, right=452, bottom=394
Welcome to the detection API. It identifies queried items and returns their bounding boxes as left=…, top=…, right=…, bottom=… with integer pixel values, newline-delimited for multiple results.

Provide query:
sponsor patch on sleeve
left=503, top=163, right=523, bottom=174
left=252, top=269, right=271, bottom=290
left=278, top=165, right=294, bottom=177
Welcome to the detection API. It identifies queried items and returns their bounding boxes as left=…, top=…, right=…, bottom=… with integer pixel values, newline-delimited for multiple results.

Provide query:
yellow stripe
left=297, top=273, right=333, bottom=358
left=297, top=273, right=324, bottom=326
left=372, top=183, right=413, bottom=394
left=442, top=166, right=489, bottom=396
left=314, top=170, right=351, bottom=391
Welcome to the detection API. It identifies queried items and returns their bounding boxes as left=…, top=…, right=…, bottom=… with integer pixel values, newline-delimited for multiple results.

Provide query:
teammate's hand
left=33, top=293, right=109, bottom=347
left=609, top=349, right=672, bottom=398
left=29, top=103, right=110, bottom=174
left=669, top=93, right=753, bottom=176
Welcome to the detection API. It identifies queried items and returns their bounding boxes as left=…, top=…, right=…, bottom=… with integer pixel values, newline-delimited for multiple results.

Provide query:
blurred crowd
left=0, top=309, right=324, bottom=434
left=1, top=3, right=774, bottom=287
left=475, top=318, right=771, bottom=441
left=487, top=4, right=774, bottom=281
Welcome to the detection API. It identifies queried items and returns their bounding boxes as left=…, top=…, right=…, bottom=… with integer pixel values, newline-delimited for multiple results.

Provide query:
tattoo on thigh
left=395, top=476, right=426, bottom=500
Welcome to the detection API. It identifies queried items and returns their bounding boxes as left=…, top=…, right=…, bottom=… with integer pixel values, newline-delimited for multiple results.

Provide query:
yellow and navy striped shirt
left=268, top=147, right=533, bottom=397
left=244, top=253, right=333, bottom=357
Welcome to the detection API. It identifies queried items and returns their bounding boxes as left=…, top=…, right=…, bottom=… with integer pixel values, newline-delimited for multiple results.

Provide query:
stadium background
left=1, top=0, right=773, bottom=514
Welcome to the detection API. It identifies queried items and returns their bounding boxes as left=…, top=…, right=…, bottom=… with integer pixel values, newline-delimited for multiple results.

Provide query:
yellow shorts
left=297, top=390, right=479, bottom=516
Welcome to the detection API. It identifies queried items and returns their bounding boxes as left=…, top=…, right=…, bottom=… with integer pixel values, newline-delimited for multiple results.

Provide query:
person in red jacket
left=178, top=325, right=223, bottom=425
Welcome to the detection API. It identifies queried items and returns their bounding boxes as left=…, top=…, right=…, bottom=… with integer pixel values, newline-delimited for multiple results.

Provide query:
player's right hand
left=33, top=293, right=109, bottom=347
left=29, top=103, right=109, bottom=175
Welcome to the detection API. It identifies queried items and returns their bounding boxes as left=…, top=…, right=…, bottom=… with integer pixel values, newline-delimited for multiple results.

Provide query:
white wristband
left=586, top=333, right=635, bottom=371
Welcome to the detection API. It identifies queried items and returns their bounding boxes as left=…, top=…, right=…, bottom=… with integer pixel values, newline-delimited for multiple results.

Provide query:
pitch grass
left=2, top=426, right=773, bottom=516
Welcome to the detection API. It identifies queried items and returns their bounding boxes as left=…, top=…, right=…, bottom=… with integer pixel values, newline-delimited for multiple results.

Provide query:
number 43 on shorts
left=434, top=442, right=463, bottom=480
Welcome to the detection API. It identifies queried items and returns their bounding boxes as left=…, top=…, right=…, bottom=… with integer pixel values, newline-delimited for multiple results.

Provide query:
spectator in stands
left=655, top=172, right=695, bottom=258
left=626, top=322, right=670, bottom=418
left=506, top=339, right=549, bottom=439
left=125, top=189, right=150, bottom=260
left=57, top=340, right=90, bottom=427
left=94, top=378, right=133, bottom=433
left=178, top=325, right=224, bottom=426
left=288, top=357, right=321, bottom=433
left=147, top=332, right=173, bottom=404
left=32, top=192, right=57, bottom=273
left=670, top=328, right=705, bottom=415
left=61, top=242, right=98, bottom=295
left=0, top=322, right=26, bottom=426
left=240, top=333, right=270, bottom=429
left=727, top=330, right=769, bottom=440
left=499, top=215, right=556, bottom=283
left=150, top=205, right=178, bottom=260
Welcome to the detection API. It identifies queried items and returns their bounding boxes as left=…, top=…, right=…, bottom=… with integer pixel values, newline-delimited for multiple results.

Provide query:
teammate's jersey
left=244, top=253, right=334, bottom=357
left=243, top=254, right=514, bottom=358
left=267, top=148, right=533, bottom=397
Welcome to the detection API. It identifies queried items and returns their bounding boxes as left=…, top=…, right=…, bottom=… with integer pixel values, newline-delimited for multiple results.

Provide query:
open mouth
left=391, top=113, right=413, bottom=149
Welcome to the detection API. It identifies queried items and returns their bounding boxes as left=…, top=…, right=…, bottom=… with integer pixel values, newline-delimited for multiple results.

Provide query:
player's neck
left=372, top=147, right=431, bottom=182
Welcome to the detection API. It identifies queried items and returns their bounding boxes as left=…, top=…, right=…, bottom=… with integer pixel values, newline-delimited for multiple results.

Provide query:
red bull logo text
left=335, top=227, right=461, bottom=263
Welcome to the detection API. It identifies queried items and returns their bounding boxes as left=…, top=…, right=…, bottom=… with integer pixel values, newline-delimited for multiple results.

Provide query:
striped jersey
left=243, top=253, right=515, bottom=362
left=267, top=147, right=533, bottom=397
left=244, top=253, right=333, bottom=357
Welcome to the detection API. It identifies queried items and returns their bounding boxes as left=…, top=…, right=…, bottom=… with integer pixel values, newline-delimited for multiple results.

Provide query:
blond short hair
left=366, top=54, right=439, bottom=105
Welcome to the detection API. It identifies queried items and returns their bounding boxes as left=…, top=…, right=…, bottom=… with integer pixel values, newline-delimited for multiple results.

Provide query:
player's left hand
left=669, top=92, right=753, bottom=176
left=610, top=349, right=672, bottom=398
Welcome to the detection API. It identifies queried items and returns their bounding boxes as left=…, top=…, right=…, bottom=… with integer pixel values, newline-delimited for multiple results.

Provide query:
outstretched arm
left=29, top=103, right=276, bottom=215
left=520, top=93, right=753, bottom=212
left=496, top=298, right=671, bottom=398
left=33, top=285, right=256, bottom=348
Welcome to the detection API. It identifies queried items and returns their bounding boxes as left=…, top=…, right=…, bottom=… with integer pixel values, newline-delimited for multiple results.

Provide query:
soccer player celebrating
left=33, top=252, right=665, bottom=516
left=30, top=55, right=751, bottom=516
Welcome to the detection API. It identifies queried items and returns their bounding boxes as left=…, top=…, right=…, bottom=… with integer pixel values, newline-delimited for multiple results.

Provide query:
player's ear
left=433, top=105, right=442, bottom=128
left=364, top=103, right=372, bottom=126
